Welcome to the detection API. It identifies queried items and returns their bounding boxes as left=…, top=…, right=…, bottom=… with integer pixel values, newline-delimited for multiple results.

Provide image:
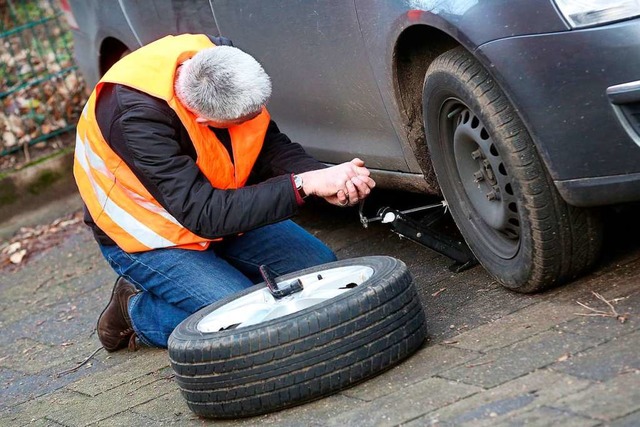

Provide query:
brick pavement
left=1, top=195, right=638, bottom=426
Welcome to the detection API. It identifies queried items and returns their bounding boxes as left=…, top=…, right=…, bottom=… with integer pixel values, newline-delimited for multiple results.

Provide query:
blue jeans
left=99, top=220, right=336, bottom=348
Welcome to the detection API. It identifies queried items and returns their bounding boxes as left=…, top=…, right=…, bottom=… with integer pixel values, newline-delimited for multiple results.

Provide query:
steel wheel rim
left=197, top=265, right=374, bottom=332
left=441, top=99, right=521, bottom=259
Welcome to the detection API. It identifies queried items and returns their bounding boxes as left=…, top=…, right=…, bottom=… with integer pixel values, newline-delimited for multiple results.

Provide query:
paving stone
left=551, top=330, right=640, bottom=381
left=609, top=410, right=640, bottom=427
left=450, top=300, right=579, bottom=352
left=213, top=393, right=367, bottom=427
left=4, top=338, right=102, bottom=381
left=1, top=243, right=111, bottom=335
left=48, top=377, right=175, bottom=426
left=21, top=418, right=67, bottom=426
left=3, top=195, right=640, bottom=426
left=1, top=368, right=54, bottom=409
left=1, top=338, right=61, bottom=374
left=341, top=344, right=480, bottom=401
left=555, top=289, right=640, bottom=339
left=549, top=255, right=640, bottom=304
left=131, top=389, right=193, bottom=422
left=0, top=389, right=87, bottom=426
left=316, top=222, right=386, bottom=253
left=491, top=406, right=600, bottom=427
left=416, top=271, right=538, bottom=343
left=0, top=391, right=74, bottom=426
left=325, top=377, right=481, bottom=427
left=407, top=369, right=592, bottom=426
left=0, top=353, right=113, bottom=410
left=438, top=330, right=603, bottom=388
left=67, top=349, right=170, bottom=396
left=23, top=289, right=109, bottom=346
left=91, top=411, right=161, bottom=427
left=550, top=372, right=640, bottom=421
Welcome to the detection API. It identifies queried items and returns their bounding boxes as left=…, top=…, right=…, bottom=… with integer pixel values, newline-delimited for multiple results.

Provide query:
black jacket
left=84, top=83, right=324, bottom=246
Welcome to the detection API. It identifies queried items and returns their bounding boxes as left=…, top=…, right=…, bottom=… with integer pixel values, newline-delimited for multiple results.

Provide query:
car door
left=210, top=0, right=408, bottom=170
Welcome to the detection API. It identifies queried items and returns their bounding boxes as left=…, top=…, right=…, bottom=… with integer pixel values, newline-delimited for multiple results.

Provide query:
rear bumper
left=478, top=18, right=640, bottom=207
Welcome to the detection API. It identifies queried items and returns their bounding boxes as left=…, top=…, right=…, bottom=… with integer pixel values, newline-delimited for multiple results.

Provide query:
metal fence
left=1, top=0, right=85, bottom=158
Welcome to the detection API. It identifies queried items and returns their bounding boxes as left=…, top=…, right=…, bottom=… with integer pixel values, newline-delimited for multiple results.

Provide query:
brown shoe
left=97, top=277, right=138, bottom=352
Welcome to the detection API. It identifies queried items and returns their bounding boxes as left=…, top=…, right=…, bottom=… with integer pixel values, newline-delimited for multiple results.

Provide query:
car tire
left=422, top=47, right=602, bottom=293
left=168, top=256, right=427, bottom=418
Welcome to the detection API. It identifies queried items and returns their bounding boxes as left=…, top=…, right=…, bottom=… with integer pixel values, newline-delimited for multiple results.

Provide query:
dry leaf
left=557, top=353, right=571, bottom=362
left=431, top=288, right=446, bottom=297
left=3, top=241, right=21, bottom=255
left=10, top=249, right=27, bottom=264
left=3, top=131, right=17, bottom=147
left=59, top=219, right=81, bottom=227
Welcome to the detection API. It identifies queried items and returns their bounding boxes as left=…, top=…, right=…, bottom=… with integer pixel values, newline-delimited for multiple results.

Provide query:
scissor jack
left=358, top=200, right=478, bottom=273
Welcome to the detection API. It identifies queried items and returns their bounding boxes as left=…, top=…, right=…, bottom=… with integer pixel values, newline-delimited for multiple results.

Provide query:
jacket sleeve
left=106, top=101, right=301, bottom=239
left=250, top=120, right=327, bottom=180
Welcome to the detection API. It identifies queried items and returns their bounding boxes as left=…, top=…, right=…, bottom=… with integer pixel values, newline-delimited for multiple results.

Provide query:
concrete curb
left=0, top=149, right=77, bottom=223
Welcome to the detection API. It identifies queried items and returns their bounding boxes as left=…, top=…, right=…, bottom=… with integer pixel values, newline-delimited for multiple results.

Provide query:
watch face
left=294, top=175, right=303, bottom=188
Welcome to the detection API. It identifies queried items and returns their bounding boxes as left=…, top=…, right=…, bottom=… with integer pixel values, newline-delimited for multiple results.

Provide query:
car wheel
left=422, top=47, right=602, bottom=293
left=168, top=256, right=427, bottom=418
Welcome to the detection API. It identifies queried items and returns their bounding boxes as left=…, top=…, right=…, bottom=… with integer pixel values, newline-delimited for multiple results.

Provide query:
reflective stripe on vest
left=73, top=34, right=270, bottom=253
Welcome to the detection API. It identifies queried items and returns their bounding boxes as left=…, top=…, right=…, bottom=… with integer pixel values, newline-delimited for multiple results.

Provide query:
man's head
left=175, top=46, right=272, bottom=127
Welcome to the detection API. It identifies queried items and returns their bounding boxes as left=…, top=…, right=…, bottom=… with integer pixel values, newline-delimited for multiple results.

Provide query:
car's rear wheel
left=422, top=47, right=602, bottom=293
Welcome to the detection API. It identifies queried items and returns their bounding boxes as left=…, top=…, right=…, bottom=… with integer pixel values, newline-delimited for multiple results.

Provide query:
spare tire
left=168, top=256, right=427, bottom=419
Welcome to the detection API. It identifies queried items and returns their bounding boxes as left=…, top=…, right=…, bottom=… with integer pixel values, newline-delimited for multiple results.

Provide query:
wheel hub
left=447, top=105, right=521, bottom=258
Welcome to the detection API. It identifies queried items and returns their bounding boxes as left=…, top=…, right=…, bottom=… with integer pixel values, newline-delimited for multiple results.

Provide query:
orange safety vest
left=74, top=34, right=270, bottom=253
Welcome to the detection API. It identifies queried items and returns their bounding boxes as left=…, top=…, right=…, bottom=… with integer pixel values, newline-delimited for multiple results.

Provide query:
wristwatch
left=293, top=174, right=307, bottom=199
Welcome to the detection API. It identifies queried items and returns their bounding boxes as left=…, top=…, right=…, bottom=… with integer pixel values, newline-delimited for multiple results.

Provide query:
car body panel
left=66, top=0, right=640, bottom=207
left=211, top=0, right=409, bottom=170
left=353, top=0, right=569, bottom=175
left=477, top=17, right=640, bottom=205
left=119, top=0, right=219, bottom=46
left=68, top=1, right=138, bottom=88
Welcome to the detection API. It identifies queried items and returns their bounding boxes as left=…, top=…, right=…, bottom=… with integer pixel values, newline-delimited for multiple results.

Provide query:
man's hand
left=299, top=158, right=376, bottom=207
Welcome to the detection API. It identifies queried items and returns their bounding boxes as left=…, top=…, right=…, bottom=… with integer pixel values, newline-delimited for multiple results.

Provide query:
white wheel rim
left=197, top=265, right=374, bottom=333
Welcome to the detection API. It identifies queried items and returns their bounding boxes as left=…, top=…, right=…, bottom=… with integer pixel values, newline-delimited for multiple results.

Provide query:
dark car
left=62, top=0, right=640, bottom=292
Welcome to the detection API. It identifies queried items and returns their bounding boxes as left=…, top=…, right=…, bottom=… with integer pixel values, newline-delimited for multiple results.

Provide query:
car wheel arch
left=99, top=37, right=132, bottom=76
left=392, top=25, right=462, bottom=191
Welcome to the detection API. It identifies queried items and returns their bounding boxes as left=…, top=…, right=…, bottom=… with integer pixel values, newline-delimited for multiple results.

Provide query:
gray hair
left=175, top=46, right=272, bottom=122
